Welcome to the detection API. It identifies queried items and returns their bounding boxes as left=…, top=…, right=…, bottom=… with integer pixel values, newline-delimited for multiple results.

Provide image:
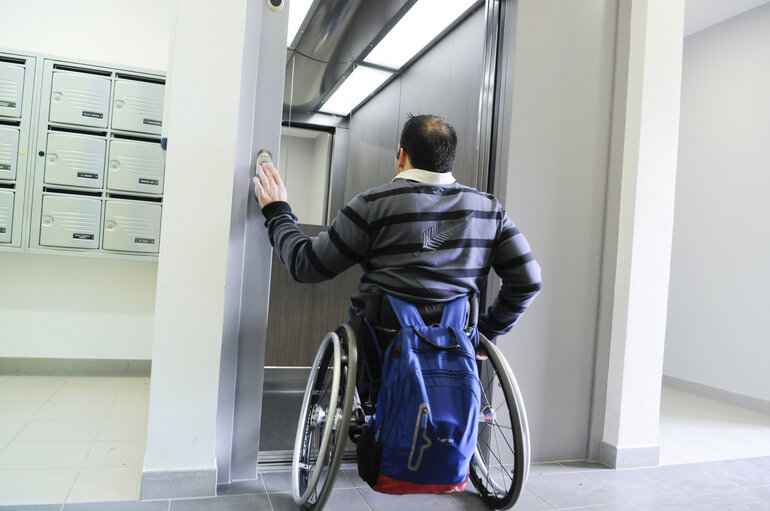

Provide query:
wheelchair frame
left=291, top=322, right=529, bottom=510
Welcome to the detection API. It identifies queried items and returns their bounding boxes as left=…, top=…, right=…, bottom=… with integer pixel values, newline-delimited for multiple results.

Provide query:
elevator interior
left=258, top=0, right=501, bottom=462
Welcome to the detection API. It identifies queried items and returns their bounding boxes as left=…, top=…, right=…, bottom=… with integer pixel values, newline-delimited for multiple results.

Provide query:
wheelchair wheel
left=292, top=324, right=357, bottom=510
left=469, top=334, right=530, bottom=510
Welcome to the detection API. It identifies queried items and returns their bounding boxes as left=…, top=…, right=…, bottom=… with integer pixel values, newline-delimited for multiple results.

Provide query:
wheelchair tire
left=469, top=334, right=530, bottom=510
left=292, top=324, right=357, bottom=510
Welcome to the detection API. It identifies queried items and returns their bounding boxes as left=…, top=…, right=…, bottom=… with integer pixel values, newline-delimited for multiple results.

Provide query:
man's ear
left=397, top=147, right=408, bottom=169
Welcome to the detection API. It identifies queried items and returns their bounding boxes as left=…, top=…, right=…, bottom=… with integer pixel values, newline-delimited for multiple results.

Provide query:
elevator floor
left=258, top=368, right=310, bottom=459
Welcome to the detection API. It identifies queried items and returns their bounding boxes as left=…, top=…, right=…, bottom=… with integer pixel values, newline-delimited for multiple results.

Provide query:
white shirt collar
left=392, top=168, right=456, bottom=185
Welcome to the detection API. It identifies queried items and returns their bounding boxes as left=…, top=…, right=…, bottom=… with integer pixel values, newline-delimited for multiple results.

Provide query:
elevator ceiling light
left=287, top=0, right=314, bottom=47
left=319, top=66, right=394, bottom=116
left=363, top=0, right=479, bottom=70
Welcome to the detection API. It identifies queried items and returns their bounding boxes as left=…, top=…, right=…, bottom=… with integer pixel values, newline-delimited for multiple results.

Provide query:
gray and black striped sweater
left=261, top=176, right=541, bottom=339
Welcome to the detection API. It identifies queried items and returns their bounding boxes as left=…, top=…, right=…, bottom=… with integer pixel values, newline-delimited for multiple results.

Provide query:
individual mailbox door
left=111, top=80, right=164, bottom=135
left=0, top=190, right=13, bottom=243
left=0, top=63, right=24, bottom=118
left=103, top=200, right=161, bottom=253
left=40, top=194, right=101, bottom=249
left=49, top=71, right=111, bottom=128
left=44, top=133, right=106, bottom=188
left=107, top=139, right=164, bottom=194
left=0, top=126, right=19, bottom=180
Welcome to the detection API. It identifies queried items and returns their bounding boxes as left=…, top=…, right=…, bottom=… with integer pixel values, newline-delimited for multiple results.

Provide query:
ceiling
left=685, top=0, right=770, bottom=36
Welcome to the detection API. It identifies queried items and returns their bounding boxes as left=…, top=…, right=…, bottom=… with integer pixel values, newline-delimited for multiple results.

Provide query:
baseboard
left=141, top=468, right=218, bottom=500
left=0, top=357, right=151, bottom=377
left=663, top=375, right=770, bottom=416
left=599, top=440, right=660, bottom=469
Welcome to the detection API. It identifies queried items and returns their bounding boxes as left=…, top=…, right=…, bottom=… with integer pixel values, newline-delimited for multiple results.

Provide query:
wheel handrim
left=292, top=332, right=341, bottom=505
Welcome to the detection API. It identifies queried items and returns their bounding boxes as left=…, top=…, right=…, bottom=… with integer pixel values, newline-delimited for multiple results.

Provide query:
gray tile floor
left=3, top=457, right=770, bottom=511
left=3, top=382, right=770, bottom=510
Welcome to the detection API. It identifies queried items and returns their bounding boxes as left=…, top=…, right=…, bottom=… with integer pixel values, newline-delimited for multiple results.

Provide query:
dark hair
left=399, top=114, right=457, bottom=173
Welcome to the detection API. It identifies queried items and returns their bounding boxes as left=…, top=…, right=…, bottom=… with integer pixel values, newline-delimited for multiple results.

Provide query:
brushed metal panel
left=265, top=224, right=361, bottom=367
left=345, top=76, right=402, bottom=202
left=285, top=0, right=414, bottom=114
left=396, top=5, right=486, bottom=188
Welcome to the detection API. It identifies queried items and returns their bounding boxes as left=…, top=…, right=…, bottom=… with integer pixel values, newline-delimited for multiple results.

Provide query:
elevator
left=215, top=0, right=506, bottom=483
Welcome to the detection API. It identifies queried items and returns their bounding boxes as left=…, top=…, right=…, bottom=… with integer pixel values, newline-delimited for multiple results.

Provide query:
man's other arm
left=478, top=214, right=542, bottom=339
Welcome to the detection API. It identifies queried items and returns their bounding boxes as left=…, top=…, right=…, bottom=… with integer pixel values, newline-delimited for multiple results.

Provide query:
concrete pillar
left=141, top=0, right=257, bottom=499
left=599, top=0, right=685, bottom=469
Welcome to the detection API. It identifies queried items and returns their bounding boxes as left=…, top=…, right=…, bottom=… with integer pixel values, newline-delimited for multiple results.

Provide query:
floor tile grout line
left=61, top=377, right=124, bottom=504
left=353, top=485, right=375, bottom=511
left=265, top=489, right=276, bottom=511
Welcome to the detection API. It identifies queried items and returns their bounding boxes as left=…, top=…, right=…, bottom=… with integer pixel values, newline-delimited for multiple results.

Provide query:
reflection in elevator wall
left=260, top=0, right=489, bottom=459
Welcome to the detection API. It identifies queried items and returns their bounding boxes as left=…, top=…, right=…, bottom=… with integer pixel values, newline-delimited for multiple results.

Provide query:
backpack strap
left=438, top=296, right=470, bottom=329
left=385, top=295, right=426, bottom=328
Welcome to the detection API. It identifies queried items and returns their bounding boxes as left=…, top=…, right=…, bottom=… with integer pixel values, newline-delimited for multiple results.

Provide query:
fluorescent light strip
left=287, top=0, right=314, bottom=47
left=364, top=0, right=478, bottom=70
left=319, top=66, right=394, bottom=116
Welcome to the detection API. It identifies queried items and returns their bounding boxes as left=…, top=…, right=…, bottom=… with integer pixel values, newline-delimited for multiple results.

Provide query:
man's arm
left=255, top=162, right=372, bottom=283
left=478, top=213, right=542, bottom=339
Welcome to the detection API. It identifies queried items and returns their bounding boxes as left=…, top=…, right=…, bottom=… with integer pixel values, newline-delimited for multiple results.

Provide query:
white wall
left=664, top=3, right=770, bottom=401
left=0, top=0, right=174, bottom=360
left=0, top=253, right=157, bottom=359
left=0, top=0, right=174, bottom=72
left=496, top=0, right=618, bottom=462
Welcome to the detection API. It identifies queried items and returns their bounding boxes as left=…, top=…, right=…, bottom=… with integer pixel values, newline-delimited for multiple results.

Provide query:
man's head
left=396, top=114, right=457, bottom=173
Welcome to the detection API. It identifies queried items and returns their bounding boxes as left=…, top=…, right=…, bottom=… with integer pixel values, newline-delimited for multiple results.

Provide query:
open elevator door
left=254, top=0, right=504, bottom=466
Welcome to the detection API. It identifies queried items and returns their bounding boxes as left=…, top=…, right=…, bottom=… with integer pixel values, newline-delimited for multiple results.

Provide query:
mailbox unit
left=103, top=199, right=161, bottom=254
left=0, top=189, right=13, bottom=243
left=39, top=194, right=102, bottom=249
left=44, top=132, right=106, bottom=188
left=28, top=58, right=166, bottom=259
left=112, top=79, right=164, bottom=135
left=49, top=71, right=111, bottom=129
left=0, top=62, right=24, bottom=118
left=107, top=139, right=164, bottom=194
left=0, top=52, right=36, bottom=250
left=0, top=125, right=19, bottom=180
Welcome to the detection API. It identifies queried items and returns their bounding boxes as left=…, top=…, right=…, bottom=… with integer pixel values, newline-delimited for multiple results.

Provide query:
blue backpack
left=358, top=294, right=481, bottom=494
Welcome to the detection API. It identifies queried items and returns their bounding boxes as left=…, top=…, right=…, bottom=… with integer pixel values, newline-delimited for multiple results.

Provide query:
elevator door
left=257, top=0, right=489, bottom=464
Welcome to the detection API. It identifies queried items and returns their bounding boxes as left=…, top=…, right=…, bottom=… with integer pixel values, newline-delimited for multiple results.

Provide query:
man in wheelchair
left=254, top=114, right=541, bottom=510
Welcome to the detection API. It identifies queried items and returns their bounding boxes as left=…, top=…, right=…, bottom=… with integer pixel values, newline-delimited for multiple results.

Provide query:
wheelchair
left=291, top=297, right=530, bottom=511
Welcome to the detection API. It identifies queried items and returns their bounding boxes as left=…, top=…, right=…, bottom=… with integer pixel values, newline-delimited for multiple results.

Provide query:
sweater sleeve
left=478, top=211, right=542, bottom=339
left=262, top=196, right=373, bottom=283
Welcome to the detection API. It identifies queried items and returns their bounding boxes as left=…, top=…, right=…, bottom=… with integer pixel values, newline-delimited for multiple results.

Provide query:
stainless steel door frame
left=215, top=1, right=289, bottom=485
